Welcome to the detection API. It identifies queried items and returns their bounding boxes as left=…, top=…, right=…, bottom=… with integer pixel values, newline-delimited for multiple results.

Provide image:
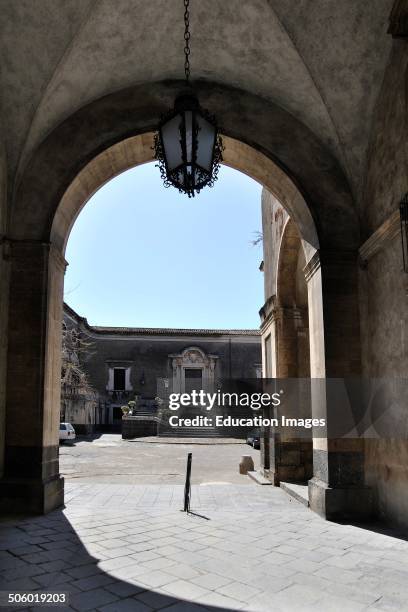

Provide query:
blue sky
left=64, top=162, right=263, bottom=329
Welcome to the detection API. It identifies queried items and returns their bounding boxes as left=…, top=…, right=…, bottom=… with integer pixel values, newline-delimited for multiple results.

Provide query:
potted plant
left=127, top=400, right=136, bottom=415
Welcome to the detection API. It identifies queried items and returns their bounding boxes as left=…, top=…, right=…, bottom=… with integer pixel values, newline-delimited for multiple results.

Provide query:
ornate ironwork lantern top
left=154, top=0, right=223, bottom=197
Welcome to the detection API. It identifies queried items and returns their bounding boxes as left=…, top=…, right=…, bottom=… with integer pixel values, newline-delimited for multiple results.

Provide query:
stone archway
left=1, top=81, right=367, bottom=519
left=50, top=133, right=319, bottom=257
left=260, top=215, right=313, bottom=485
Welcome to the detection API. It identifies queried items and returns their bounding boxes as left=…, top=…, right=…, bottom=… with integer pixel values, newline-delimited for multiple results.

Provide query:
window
left=113, top=368, right=126, bottom=391
left=184, top=368, right=203, bottom=393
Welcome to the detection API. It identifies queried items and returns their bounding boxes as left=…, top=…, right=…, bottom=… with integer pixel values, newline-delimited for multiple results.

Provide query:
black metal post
left=183, top=452, right=192, bottom=512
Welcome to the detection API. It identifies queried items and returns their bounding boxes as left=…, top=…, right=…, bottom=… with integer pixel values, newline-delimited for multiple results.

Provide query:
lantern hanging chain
left=184, top=0, right=191, bottom=82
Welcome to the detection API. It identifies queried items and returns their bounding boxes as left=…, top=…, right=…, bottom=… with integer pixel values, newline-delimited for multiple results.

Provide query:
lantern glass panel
left=161, top=114, right=183, bottom=171
left=196, top=114, right=216, bottom=172
left=184, top=111, right=194, bottom=163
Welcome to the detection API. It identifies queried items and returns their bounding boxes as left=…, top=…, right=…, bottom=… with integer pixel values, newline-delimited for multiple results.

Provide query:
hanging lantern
left=154, top=94, right=223, bottom=198
left=154, top=0, right=223, bottom=197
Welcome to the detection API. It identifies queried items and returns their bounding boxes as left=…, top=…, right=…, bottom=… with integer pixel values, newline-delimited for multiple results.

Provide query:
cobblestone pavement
left=1, top=482, right=408, bottom=612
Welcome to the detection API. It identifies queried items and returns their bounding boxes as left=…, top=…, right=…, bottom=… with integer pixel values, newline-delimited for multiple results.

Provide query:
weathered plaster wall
left=360, top=39, right=408, bottom=527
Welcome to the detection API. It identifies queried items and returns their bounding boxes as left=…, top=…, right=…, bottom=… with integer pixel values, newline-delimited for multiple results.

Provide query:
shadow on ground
left=0, top=510, right=222, bottom=612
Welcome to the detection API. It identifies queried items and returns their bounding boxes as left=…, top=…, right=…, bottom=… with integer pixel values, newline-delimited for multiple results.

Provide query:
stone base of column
left=261, top=468, right=280, bottom=485
left=0, top=475, right=64, bottom=515
left=263, top=439, right=313, bottom=486
left=308, top=477, right=374, bottom=521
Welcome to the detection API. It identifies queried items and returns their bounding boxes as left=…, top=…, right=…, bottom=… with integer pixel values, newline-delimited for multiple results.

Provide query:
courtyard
left=1, top=439, right=408, bottom=611
left=59, top=435, right=259, bottom=486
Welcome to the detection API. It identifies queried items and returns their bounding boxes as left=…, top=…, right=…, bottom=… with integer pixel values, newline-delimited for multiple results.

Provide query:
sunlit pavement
left=59, top=435, right=259, bottom=485
left=1, top=441, right=408, bottom=611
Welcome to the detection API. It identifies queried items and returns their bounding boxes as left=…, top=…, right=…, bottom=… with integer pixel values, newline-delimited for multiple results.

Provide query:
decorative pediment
left=183, top=348, right=206, bottom=364
left=169, top=346, right=219, bottom=369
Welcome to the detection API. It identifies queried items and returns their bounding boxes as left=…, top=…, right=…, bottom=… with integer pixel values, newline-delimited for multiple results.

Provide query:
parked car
left=246, top=429, right=260, bottom=449
left=59, top=422, right=76, bottom=443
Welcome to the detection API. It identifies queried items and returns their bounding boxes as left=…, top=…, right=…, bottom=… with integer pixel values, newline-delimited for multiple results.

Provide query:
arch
left=51, top=134, right=320, bottom=256
left=2, top=79, right=365, bottom=517
left=9, top=80, right=359, bottom=251
left=276, top=217, right=309, bottom=309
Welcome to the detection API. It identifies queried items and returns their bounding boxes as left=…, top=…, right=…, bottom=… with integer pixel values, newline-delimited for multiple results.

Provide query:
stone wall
left=63, top=304, right=262, bottom=432
left=359, top=38, right=408, bottom=528
left=122, top=417, right=158, bottom=440
left=0, top=141, right=8, bottom=479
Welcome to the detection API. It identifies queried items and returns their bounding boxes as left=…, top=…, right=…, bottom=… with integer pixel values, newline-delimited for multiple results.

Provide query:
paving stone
left=165, top=564, right=202, bottom=580
left=314, top=564, right=363, bottom=584
left=216, top=580, right=259, bottom=602
left=19, top=552, right=51, bottom=565
left=71, top=573, right=116, bottom=591
left=261, top=551, right=293, bottom=566
left=135, top=589, right=177, bottom=609
left=99, top=539, right=130, bottom=550
left=7, top=544, right=45, bottom=556
left=105, top=581, right=146, bottom=597
left=136, top=569, right=176, bottom=588
left=129, top=551, right=159, bottom=563
left=160, top=603, right=210, bottom=612
left=139, top=557, right=176, bottom=571
left=312, top=594, right=367, bottom=611
left=272, top=583, right=321, bottom=608
left=0, top=576, right=39, bottom=591
left=190, top=572, right=232, bottom=590
left=163, top=579, right=212, bottom=601
left=100, top=547, right=136, bottom=560
left=65, top=564, right=102, bottom=580
left=198, top=591, right=244, bottom=610
left=98, top=556, right=136, bottom=571
left=33, top=572, right=72, bottom=587
left=70, top=587, right=118, bottom=611
left=37, top=560, right=73, bottom=573
left=98, top=598, right=151, bottom=612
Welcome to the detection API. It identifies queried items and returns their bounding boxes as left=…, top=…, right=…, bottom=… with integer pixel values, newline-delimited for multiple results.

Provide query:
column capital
left=304, top=249, right=359, bottom=283
left=1, top=238, right=67, bottom=272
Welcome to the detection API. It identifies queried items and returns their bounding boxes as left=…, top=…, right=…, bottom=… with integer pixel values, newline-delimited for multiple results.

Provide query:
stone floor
left=1, top=482, right=408, bottom=612
left=59, top=435, right=259, bottom=485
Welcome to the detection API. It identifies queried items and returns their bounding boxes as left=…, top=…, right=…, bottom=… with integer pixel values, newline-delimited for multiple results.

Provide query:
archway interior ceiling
left=0, top=0, right=393, bottom=204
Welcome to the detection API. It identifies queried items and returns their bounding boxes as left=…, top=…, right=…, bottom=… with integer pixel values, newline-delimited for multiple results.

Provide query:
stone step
left=159, top=429, right=221, bottom=438
left=247, top=471, right=272, bottom=485
left=158, top=426, right=248, bottom=438
left=280, top=481, right=309, bottom=507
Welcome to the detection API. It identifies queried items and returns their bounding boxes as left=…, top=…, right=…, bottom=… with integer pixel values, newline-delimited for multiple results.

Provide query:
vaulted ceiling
left=0, top=0, right=394, bottom=201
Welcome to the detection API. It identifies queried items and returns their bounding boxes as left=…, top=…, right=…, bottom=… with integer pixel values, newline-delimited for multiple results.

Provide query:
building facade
left=63, top=303, right=262, bottom=434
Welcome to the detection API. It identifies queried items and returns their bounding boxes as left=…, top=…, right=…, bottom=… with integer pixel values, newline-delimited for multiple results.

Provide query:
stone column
left=0, top=240, right=10, bottom=480
left=260, top=301, right=312, bottom=484
left=305, top=250, right=373, bottom=520
left=0, top=241, right=65, bottom=514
